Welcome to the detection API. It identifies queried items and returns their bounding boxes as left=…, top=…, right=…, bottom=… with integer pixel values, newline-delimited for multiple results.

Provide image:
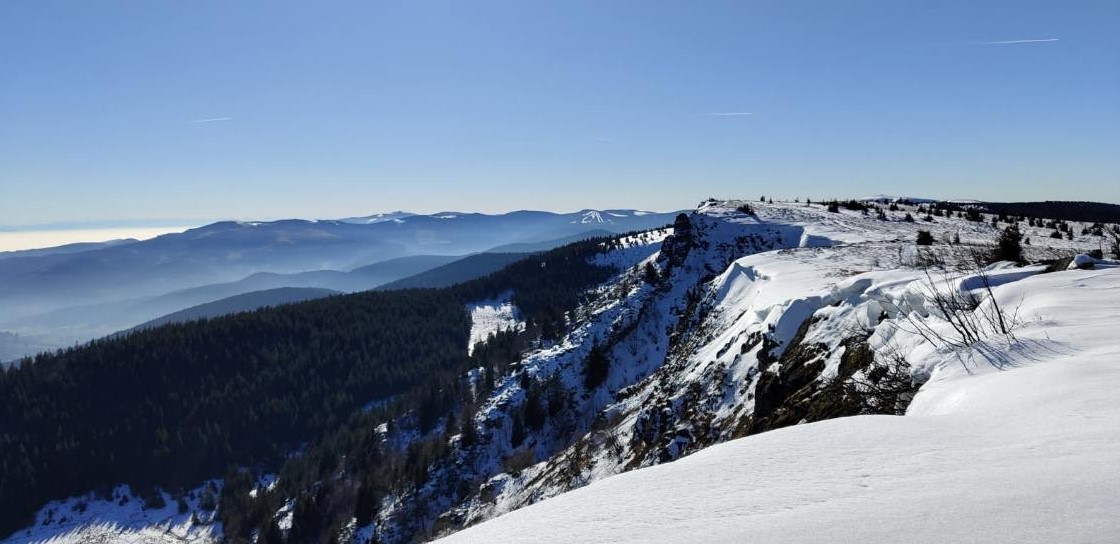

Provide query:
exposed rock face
left=659, top=213, right=695, bottom=269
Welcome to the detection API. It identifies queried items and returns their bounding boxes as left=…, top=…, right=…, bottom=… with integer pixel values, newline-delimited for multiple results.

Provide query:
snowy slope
left=4, top=483, right=222, bottom=544
left=439, top=267, right=1120, bottom=544
left=467, top=296, right=525, bottom=355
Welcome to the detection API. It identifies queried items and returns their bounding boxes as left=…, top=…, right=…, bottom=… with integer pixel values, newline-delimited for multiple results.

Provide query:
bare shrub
left=881, top=245, right=1022, bottom=358
left=842, top=346, right=919, bottom=415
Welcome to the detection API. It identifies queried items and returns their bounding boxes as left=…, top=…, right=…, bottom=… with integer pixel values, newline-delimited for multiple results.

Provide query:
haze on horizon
left=0, top=226, right=195, bottom=253
left=1, top=0, right=1117, bottom=227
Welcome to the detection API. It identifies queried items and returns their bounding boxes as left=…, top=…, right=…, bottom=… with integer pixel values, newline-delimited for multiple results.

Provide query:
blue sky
left=1, top=0, right=1117, bottom=225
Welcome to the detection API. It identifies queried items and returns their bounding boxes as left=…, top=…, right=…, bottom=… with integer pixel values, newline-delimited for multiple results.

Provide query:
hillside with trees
left=0, top=235, right=627, bottom=539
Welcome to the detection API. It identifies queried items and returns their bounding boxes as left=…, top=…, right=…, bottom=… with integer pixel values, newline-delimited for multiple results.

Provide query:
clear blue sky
left=1, top=0, right=1117, bottom=225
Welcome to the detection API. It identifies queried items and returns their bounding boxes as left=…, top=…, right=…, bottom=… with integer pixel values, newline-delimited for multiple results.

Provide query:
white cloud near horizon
left=190, top=117, right=233, bottom=123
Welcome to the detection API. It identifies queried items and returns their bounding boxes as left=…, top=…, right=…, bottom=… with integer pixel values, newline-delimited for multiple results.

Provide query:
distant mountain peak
left=858, top=194, right=938, bottom=204
left=338, top=211, right=417, bottom=224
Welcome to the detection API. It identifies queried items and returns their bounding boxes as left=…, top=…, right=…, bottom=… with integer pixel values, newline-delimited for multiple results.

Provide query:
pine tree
left=583, top=344, right=611, bottom=390
left=991, top=224, right=1024, bottom=264
left=510, top=413, right=527, bottom=448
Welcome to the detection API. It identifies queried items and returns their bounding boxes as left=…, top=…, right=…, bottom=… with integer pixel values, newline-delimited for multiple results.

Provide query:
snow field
left=468, top=295, right=525, bottom=355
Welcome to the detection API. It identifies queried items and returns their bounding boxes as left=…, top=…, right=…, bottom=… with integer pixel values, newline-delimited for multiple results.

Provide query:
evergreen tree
left=583, top=343, right=611, bottom=391
left=991, top=224, right=1025, bottom=264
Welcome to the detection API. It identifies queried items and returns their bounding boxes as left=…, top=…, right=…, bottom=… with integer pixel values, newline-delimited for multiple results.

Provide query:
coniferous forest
left=0, top=236, right=625, bottom=539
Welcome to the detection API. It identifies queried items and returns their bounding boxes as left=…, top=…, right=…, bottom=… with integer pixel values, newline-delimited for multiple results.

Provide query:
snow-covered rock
left=1069, top=253, right=1097, bottom=269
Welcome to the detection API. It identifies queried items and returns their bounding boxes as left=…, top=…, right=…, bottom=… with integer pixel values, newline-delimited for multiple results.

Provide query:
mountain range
left=2, top=198, right=1117, bottom=543
left=0, top=209, right=679, bottom=360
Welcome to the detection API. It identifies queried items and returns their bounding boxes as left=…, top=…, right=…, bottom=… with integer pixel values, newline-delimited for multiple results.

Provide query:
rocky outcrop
left=658, top=213, right=695, bottom=269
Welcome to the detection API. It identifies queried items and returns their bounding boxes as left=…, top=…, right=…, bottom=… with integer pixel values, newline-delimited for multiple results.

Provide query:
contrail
left=978, top=38, right=1059, bottom=45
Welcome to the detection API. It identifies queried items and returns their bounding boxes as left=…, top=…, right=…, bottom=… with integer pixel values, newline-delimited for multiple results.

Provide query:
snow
left=591, top=228, right=671, bottom=270
left=340, top=211, right=416, bottom=224
left=438, top=267, right=1120, bottom=544
left=3, top=483, right=222, bottom=544
left=248, top=474, right=279, bottom=498
left=275, top=499, right=295, bottom=532
left=467, top=296, right=524, bottom=355
left=1070, top=253, right=1096, bottom=269
left=579, top=211, right=606, bottom=224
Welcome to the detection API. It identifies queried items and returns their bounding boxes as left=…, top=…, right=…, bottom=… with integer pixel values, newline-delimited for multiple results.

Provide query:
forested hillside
left=976, top=201, right=1120, bottom=223
left=0, top=290, right=468, bottom=536
left=376, top=253, right=528, bottom=291
left=0, top=236, right=627, bottom=539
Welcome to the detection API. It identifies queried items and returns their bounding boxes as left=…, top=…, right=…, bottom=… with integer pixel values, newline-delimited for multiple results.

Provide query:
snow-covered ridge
left=338, top=211, right=417, bottom=224
left=339, top=209, right=664, bottom=225
left=439, top=203, right=1120, bottom=543
left=426, top=202, right=855, bottom=532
